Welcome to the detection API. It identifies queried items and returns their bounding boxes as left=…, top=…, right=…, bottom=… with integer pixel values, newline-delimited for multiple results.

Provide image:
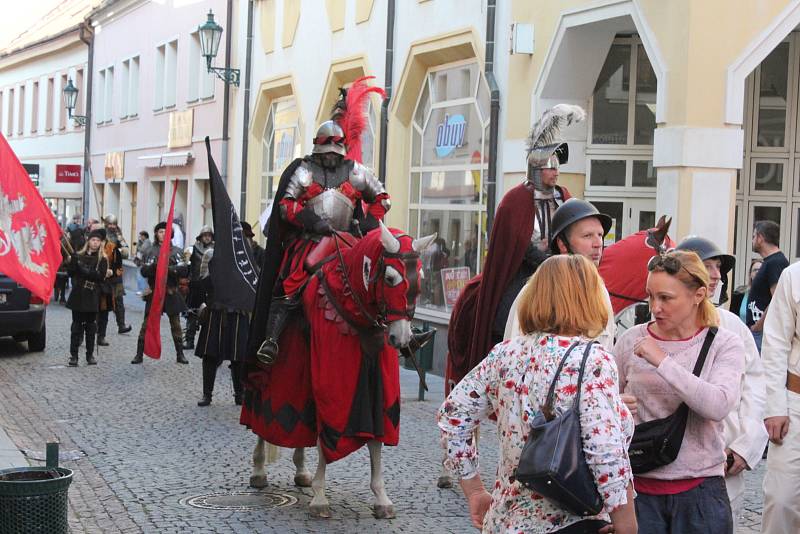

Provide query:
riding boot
left=174, top=335, right=189, bottom=364
left=97, top=311, right=109, bottom=346
left=131, top=336, right=144, bottom=364
left=183, top=314, right=197, bottom=350
left=115, top=301, right=131, bottom=333
left=256, top=296, right=297, bottom=366
left=85, top=322, right=97, bottom=365
left=69, top=322, right=82, bottom=367
left=198, top=358, right=217, bottom=406
left=230, top=362, right=243, bottom=405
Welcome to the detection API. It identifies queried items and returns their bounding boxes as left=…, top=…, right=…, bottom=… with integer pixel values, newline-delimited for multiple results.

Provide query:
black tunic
left=195, top=275, right=249, bottom=362
left=66, top=251, right=108, bottom=313
left=140, top=241, right=189, bottom=316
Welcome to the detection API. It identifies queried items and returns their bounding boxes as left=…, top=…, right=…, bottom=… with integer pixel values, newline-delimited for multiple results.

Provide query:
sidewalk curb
left=0, top=424, right=28, bottom=470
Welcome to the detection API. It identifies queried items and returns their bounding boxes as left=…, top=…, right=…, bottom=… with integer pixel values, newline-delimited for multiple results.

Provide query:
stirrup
left=256, top=339, right=279, bottom=366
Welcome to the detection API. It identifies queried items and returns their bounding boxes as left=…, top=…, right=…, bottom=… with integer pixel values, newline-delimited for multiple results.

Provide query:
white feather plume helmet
left=526, top=104, right=586, bottom=168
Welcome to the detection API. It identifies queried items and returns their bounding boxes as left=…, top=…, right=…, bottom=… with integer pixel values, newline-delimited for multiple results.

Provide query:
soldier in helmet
left=183, top=225, right=214, bottom=350
left=96, top=214, right=132, bottom=346
left=248, top=117, right=391, bottom=366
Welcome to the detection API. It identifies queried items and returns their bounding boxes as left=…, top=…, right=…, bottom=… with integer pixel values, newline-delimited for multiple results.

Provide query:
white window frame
left=409, top=59, right=491, bottom=319
left=260, top=96, right=301, bottom=215
left=188, top=31, right=214, bottom=104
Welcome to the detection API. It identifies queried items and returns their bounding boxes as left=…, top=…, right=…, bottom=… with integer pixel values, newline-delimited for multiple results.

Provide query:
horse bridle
left=607, top=227, right=669, bottom=306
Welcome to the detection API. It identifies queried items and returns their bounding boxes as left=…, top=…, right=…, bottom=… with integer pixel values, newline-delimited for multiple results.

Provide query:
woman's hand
left=724, top=448, right=748, bottom=476
left=460, top=475, right=491, bottom=530
left=106, top=269, right=113, bottom=278
left=633, top=335, right=666, bottom=367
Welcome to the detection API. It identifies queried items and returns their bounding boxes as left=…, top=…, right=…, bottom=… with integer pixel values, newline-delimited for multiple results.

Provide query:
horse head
left=598, top=215, right=675, bottom=317
left=337, top=222, right=435, bottom=348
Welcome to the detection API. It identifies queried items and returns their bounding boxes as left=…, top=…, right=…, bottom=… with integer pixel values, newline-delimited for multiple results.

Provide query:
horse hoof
left=310, top=503, right=331, bottom=518
left=373, top=504, right=396, bottom=519
left=437, top=475, right=453, bottom=489
left=249, top=475, right=267, bottom=488
left=294, top=473, right=313, bottom=487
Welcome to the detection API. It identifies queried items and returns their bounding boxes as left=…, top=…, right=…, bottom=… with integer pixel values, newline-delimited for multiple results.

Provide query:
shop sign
left=56, top=164, right=81, bottom=183
left=441, top=266, right=471, bottom=309
left=435, top=114, right=466, bottom=158
left=22, top=164, right=40, bottom=187
left=168, top=109, right=194, bottom=148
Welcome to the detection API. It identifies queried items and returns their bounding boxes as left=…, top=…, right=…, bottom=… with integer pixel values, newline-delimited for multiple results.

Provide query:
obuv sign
left=435, top=114, right=466, bottom=158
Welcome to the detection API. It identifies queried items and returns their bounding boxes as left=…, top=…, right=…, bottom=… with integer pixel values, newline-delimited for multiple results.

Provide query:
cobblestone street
left=0, top=303, right=767, bottom=533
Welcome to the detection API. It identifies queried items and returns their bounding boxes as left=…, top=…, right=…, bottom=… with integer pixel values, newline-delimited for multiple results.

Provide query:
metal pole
left=79, top=23, right=94, bottom=221
left=239, top=0, right=255, bottom=216
left=484, top=0, right=500, bottom=235
left=377, top=0, right=395, bottom=185
left=220, top=0, right=234, bottom=187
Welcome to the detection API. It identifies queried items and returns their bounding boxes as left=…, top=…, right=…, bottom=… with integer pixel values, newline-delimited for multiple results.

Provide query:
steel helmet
left=197, top=225, right=214, bottom=239
left=103, top=214, right=118, bottom=225
left=549, top=199, right=613, bottom=254
left=675, top=236, right=735, bottom=275
left=312, top=120, right=346, bottom=156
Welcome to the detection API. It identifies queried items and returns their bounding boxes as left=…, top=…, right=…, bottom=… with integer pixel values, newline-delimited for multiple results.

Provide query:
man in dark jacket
left=132, top=222, right=190, bottom=364
left=183, top=225, right=214, bottom=350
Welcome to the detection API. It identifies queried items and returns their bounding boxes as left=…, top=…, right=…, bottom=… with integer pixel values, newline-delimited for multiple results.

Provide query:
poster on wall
left=56, top=164, right=81, bottom=183
left=441, top=266, right=471, bottom=310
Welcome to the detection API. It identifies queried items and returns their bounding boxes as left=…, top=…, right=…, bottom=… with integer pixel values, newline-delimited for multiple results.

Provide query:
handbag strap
left=691, top=327, right=717, bottom=377
left=541, top=340, right=596, bottom=420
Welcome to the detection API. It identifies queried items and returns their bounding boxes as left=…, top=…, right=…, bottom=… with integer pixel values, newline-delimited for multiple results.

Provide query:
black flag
left=204, top=137, right=257, bottom=311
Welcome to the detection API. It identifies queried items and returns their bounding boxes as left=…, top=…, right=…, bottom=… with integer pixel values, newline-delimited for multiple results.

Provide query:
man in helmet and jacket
left=97, top=214, right=132, bottom=346
left=446, top=104, right=584, bottom=390
left=183, top=225, right=214, bottom=350
left=248, top=118, right=391, bottom=366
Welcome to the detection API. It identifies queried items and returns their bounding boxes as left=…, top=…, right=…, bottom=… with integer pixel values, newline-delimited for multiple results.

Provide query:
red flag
left=0, top=133, right=62, bottom=303
left=143, top=180, right=178, bottom=359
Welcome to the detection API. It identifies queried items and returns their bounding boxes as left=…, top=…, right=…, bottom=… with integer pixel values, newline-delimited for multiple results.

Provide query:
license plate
left=0, top=294, right=6, bottom=304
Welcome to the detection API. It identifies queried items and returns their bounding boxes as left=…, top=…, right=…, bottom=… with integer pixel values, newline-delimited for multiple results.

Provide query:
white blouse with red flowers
left=438, top=333, right=634, bottom=533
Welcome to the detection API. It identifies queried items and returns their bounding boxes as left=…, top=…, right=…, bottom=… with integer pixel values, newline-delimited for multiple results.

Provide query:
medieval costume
left=241, top=222, right=265, bottom=271
left=96, top=214, right=132, bottom=346
left=446, top=104, right=585, bottom=390
left=194, top=247, right=248, bottom=406
left=66, top=229, right=109, bottom=366
left=132, top=221, right=190, bottom=364
left=184, top=225, right=214, bottom=350
left=54, top=253, right=69, bottom=303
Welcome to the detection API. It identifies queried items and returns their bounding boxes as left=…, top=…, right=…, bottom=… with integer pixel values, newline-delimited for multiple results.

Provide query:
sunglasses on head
left=647, top=254, right=705, bottom=286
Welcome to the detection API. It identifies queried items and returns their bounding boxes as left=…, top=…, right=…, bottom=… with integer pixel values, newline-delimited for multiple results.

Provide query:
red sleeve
left=366, top=192, right=390, bottom=221
left=280, top=182, right=324, bottom=227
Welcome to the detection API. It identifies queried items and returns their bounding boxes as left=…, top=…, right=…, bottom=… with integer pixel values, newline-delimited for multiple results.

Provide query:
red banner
left=143, top=180, right=178, bottom=359
left=56, top=164, right=81, bottom=183
left=0, top=134, right=62, bottom=302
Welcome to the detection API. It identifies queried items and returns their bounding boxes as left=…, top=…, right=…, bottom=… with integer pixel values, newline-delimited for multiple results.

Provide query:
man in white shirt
left=504, top=199, right=616, bottom=349
left=675, top=236, right=769, bottom=525
left=761, top=261, right=800, bottom=534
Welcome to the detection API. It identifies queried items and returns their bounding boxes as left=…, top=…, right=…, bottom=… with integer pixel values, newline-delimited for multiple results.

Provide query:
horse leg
left=293, top=447, right=313, bottom=487
left=309, top=443, right=331, bottom=518
left=249, top=437, right=268, bottom=488
left=368, top=440, right=395, bottom=519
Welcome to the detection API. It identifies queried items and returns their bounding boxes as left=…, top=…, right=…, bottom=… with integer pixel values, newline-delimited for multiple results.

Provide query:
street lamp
left=62, top=78, right=87, bottom=126
left=198, top=10, right=240, bottom=86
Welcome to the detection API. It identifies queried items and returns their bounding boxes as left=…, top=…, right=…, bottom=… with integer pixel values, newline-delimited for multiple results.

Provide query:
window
left=75, top=69, right=85, bottom=119
left=121, top=57, right=140, bottom=118
left=188, top=32, right=214, bottom=102
left=103, top=66, right=113, bottom=123
left=585, top=36, right=658, bottom=243
left=155, top=40, right=178, bottom=111
left=31, top=81, right=39, bottom=134
left=60, top=74, right=68, bottom=129
left=17, top=84, right=25, bottom=135
left=409, top=62, right=490, bottom=314
left=260, top=98, right=301, bottom=214
left=7, top=88, right=14, bottom=135
left=45, top=77, right=54, bottom=132
left=95, top=70, right=105, bottom=124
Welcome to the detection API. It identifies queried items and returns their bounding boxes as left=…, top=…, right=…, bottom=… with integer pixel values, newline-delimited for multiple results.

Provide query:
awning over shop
left=138, top=154, right=162, bottom=168
left=161, top=151, right=193, bottom=167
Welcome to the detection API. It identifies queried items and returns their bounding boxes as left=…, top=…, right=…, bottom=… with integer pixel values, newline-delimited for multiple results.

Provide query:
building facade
left=0, top=7, right=92, bottom=228
left=234, top=0, right=800, bottom=374
left=88, top=0, right=231, bottom=249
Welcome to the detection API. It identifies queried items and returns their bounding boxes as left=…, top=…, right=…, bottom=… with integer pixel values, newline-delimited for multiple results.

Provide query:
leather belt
left=788, top=371, right=800, bottom=395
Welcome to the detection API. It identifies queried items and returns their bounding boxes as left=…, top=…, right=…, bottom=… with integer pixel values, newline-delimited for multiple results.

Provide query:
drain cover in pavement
left=180, top=491, right=298, bottom=511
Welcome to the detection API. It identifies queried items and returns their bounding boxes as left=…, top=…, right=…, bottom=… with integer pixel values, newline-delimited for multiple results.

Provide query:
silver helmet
left=312, top=120, right=346, bottom=156
left=197, top=225, right=214, bottom=239
left=103, top=213, right=118, bottom=225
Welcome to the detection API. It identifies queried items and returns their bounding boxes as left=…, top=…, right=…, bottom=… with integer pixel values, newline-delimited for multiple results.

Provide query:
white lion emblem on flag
left=0, top=184, right=50, bottom=276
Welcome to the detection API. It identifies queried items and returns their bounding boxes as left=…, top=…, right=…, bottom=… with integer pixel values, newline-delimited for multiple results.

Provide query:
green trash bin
left=0, top=466, right=73, bottom=534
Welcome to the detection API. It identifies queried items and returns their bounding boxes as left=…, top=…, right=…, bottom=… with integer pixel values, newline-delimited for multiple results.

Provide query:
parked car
left=0, top=272, right=46, bottom=352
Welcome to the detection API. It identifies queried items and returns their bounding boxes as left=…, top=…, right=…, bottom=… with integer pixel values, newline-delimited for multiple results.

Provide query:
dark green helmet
left=675, top=236, right=735, bottom=275
left=549, top=199, right=613, bottom=254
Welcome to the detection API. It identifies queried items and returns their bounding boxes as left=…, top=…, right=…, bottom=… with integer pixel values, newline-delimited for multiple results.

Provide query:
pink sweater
left=613, top=324, right=745, bottom=479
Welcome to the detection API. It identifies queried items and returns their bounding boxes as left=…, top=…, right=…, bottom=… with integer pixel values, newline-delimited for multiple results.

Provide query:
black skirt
left=195, top=308, right=250, bottom=362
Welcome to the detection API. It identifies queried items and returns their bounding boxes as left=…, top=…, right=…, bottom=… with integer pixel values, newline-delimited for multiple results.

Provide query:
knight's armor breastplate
left=304, top=189, right=355, bottom=231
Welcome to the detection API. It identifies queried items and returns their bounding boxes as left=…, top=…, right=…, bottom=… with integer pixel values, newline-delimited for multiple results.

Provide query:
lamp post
left=198, top=10, right=240, bottom=86
left=62, top=78, right=87, bottom=126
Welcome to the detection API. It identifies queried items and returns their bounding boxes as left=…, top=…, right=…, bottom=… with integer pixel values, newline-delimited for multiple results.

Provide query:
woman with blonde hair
left=439, top=254, right=637, bottom=533
left=613, top=250, right=745, bottom=533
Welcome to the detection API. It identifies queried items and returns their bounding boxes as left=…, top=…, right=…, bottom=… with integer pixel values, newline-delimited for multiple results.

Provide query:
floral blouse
left=438, top=334, right=634, bottom=533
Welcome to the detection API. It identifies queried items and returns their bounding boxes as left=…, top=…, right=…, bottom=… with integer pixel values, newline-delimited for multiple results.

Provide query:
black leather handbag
left=515, top=341, right=604, bottom=517
left=628, top=327, right=717, bottom=474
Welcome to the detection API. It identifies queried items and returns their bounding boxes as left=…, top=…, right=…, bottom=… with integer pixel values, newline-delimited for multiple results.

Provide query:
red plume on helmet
left=333, top=76, right=386, bottom=164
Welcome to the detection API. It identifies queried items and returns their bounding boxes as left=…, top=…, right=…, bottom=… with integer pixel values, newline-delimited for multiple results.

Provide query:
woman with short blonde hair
left=439, top=255, right=636, bottom=533
left=614, top=250, right=745, bottom=533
